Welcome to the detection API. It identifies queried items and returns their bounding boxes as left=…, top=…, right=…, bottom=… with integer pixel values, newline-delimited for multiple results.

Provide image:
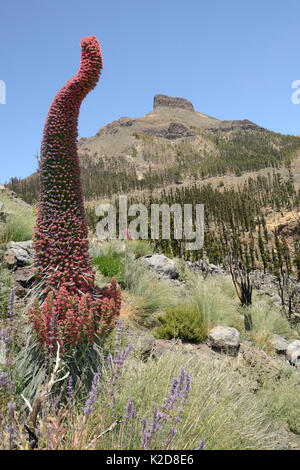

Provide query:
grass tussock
left=91, top=241, right=298, bottom=351
left=179, top=268, right=297, bottom=350
left=124, top=261, right=180, bottom=325
left=92, top=241, right=180, bottom=325
left=92, top=350, right=278, bottom=450
left=1, top=293, right=299, bottom=450
left=0, top=190, right=35, bottom=244
left=187, top=273, right=244, bottom=331
left=248, top=297, right=295, bottom=341
left=2, top=212, right=35, bottom=243
left=259, top=368, right=300, bottom=435
left=0, top=265, right=11, bottom=319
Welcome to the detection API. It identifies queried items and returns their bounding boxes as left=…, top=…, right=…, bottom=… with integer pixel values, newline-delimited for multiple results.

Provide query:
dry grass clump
left=0, top=190, right=35, bottom=244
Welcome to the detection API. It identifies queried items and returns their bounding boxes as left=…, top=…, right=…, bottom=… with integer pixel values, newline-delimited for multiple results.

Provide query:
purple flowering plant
left=0, top=306, right=203, bottom=450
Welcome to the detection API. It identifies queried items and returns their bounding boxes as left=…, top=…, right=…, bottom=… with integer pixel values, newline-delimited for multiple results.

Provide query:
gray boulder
left=3, top=240, right=34, bottom=269
left=207, top=326, right=240, bottom=357
left=142, top=254, right=179, bottom=279
left=269, top=334, right=289, bottom=355
left=286, top=340, right=300, bottom=369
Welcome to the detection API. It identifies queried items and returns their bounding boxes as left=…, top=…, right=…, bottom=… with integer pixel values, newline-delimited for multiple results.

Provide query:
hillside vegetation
left=1, top=239, right=300, bottom=450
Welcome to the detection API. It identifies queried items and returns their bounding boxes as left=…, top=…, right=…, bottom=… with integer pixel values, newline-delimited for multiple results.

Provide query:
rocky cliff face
left=215, top=119, right=262, bottom=131
left=153, top=94, right=194, bottom=112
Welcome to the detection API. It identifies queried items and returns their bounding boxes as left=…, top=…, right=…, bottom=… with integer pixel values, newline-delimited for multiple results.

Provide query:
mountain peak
left=153, top=94, right=194, bottom=112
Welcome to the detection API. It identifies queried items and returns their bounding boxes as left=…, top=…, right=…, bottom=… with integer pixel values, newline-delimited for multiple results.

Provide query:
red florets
left=30, top=37, right=121, bottom=354
left=28, top=278, right=121, bottom=353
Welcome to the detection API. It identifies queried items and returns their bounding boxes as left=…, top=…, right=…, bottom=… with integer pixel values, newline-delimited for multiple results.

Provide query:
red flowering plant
left=28, top=278, right=121, bottom=354
left=28, top=36, right=121, bottom=355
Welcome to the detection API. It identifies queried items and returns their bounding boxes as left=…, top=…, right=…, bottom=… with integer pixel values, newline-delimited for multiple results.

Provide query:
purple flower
left=141, top=417, right=148, bottom=449
left=84, top=373, right=100, bottom=416
left=141, top=367, right=191, bottom=450
left=5, top=424, right=15, bottom=438
left=195, top=439, right=205, bottom=450
left=107, top=321, right=133, bottom=418
left=125, top=397, right=135, bottom=424
left=107, top=353, right=113, bottom=370
left=67, top=376, right=73, bottom=400
left=7, top=402, right=15, bottom=418
left=1, top=289, right=15, bottom=367
left=7, top=289, right=15, bottom=321
left=0, top=372, right=8, bottom=388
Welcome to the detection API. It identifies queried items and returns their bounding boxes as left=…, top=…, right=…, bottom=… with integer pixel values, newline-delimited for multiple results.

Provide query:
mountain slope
left=6, top=94, right=300, bottom=202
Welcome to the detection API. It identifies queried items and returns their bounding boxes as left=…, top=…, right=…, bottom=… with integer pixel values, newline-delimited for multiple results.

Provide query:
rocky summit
left=153, top=93, right=195, bottom=111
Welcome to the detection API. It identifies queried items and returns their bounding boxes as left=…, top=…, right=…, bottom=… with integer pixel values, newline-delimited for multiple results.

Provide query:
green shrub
left=155, top=302, right=208, bottom=342
left=93, top=246, right=125, bottom=284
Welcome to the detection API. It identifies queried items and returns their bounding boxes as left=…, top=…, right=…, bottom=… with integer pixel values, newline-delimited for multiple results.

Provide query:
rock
left=187, top=259, right=226, bottom=276
left=166, top=122, right=194, bottom=139
left=216, top=119, right=262, bottom=131
left=12, top=282, right=27, bottom=298
left=207, top=326, right=240, bottom=357
left=239, top=343, right=283, bottom=377
left=0, top=201, right=5, bottom=221
left=142, top=254, right=179, bottom=279
left=119, top=117, right=135, bottom=127
left=124, top=329, right=157, bottom=361
left=153, top=94, right=194, bottom=112
left=8, top=240, right=33, bottom=252
left=3, top=251, right=18, bottom=269
left=277, top=218, right=300, bottom=237
left=3, top=240, right=33, bottom=268
left=137, top=337, right=156, bottom=361
left=270, top=294, right=282, bottom=305
left=152, top=341, right=176, bottom=359
left=286, top=341, right=300, bottom=369
left=13, top=266, right=36, bottom=289
left=269, top=334, right=289, bottom=355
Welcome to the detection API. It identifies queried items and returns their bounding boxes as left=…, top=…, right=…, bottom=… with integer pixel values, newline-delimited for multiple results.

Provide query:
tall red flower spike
left=30, top=36, right=121, bottom=353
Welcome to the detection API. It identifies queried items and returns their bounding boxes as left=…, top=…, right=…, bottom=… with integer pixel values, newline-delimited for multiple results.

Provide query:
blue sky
left=1, top=0, right=300, bottom=183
